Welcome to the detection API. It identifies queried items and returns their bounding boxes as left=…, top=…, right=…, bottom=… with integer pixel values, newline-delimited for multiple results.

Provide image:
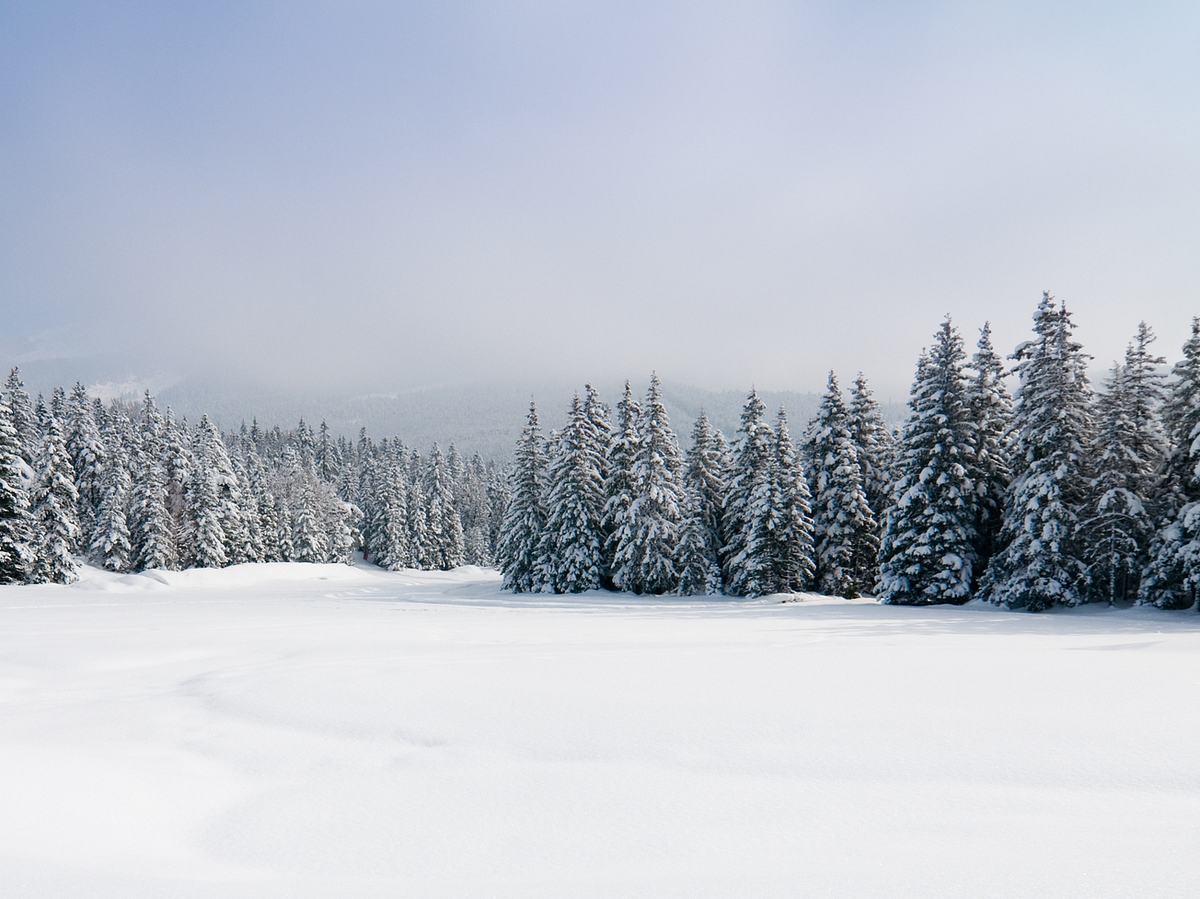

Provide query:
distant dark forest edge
left=2, top=291, right=1199, bottom=614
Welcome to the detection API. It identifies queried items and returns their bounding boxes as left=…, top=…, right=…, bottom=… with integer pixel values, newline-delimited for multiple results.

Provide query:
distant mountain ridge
left=10, top=357, right=904, bottom=462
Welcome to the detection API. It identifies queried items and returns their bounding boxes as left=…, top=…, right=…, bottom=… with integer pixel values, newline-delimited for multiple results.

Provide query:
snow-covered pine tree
left=600, top=381, right=640, bottom=584
left=848, top=373, right=893, bottom=522
left=424, top=443, right=465, bottom=570
left=376, top=461, right=413, bottom=570
left=774, top=409, right=816, bottom=593
left=89, top=454, right=132, bottom=572
left=4, top=367, right=37, bottom=464
left=1122, top=322, right=1168, bottom=489
left=721, top=390, right=778, bottom=596
left=1140, top=318, right=1200, bottom=609
left=497, top=402, right=547, bottom=592
left=188, top=454, right=229, bottom=569
left=131, top=430, right=175, bottom=572
left=611, top=374, right=684, bottom=595
left=291, top=480, right=326, bottom=563
left=484, top=462, right=509, bottom=560
left=316, top=420, right=340, bottom=483
left=0, top=394, right=32, bottom=583
left=1079, top=363, right=1154, bottom=604
left=808, top=372, right=878, bottom=598
left=408, top=481, right=434, bottom=569
left=979, top=293, right=1093, bottom=611
left=685, top=413, right=730, bottom=572
left=161, top=407, right=193, bottom=539
left=65, top=383, right=107, bottom=538
left=275, top=498, right=295, bottom=562
left=964, top=322, right=1013, bottom=573
left=877, top=319, right=978, bottom=605
left=29, top=409, right=80, bottom=584
left=539, top=393, right=606, bottom=592
left=675, top=485, right=723, bottom=595
left=583, top=383, right=612, bottom=490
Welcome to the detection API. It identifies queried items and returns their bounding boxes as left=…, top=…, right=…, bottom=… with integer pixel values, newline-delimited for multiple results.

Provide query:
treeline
left=0, top=379, right=508, bottom=585
left=498, top=293, right=1200, bottom=612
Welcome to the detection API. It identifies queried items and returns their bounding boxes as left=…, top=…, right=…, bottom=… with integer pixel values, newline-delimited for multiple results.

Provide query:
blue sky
left=2, top=1, right=1198, bottom=396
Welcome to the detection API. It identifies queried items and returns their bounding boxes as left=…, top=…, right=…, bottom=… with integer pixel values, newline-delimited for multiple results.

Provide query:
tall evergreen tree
left=721, top=390, right=778, bottom=596
left=774, top=409, right=816, bottom=593
left=601, top=382, right=640, bottom=581
left=497, top=402, right=547, bottom=592
left=979, top=294, right=1093, bottom=611
left=424, top=443, right=465, bottom=570
left=675, top=486, right=723, bottom=595
left=685, top=413, right=730, bottom=571
left=4, top=367, right=37, bottom=464
left=878, top=320, right=978, bottom=605
left=611, top=375, right=685, bottom=595
left=539, top=394, right=607, bottom=592
left=808, top=372, right=878, bottom=598
left=847, top=373, right=893, bottom=521
left=65, top=383, right=107, bottom=537
left=89, top=455, right=133, bottom=572
left=1080, top=363, right=1154, bottom=603
left=0, top=395, right=32, bottom=583
left=964, top=322, right=1013, bottom=572
left=29, top=410, right=81, bottom=584
left=1141, top=319, right=1200, bottom=608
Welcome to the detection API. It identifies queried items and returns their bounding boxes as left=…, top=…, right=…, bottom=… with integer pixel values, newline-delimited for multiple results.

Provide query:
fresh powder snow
left=2, top=561, right=1197, bottom=897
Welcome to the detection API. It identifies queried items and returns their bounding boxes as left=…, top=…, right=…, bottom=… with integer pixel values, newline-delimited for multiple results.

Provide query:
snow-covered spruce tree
left=583, top=383, right=613, bottom=491
left=424, top=443, right=465, bottom=570
left=1079, top=364, right=1154, bottom=604
left=0, top=395, right=32, bottom=583
left=611, top=375, right=685, bottom=595
left=485, top=463, right=510, bottom=559
left=407, top=481, right=434, bottom=569
left=376, top=461, right=413, bottom=570
left=848, top=373, right=893, bottom=522
left=979, top=293, right=1093, bottom=611
left=291, top=480, right=327, bottom=563
left=188, top=452, right=229, bottom=569
left=721, top=390, right=775, bottom=595
left=4, top=367, right=38, bottom=464
left=193, top=415, right=253, bottom=564
left=807, top=372, right=878, bottom=598
left=601, top=381, right=640, bottom=583
left=774, top=409, right=816, bottom=593
left=232, top=457, right=265, bottom=563
left=1140, top=318, right=1200, bottom=609
left=89, top=454, right=132, bottom=572
left=685, top=413, right=730, bottom=571
left=161, top=407, right=193, bottom=540
left=877, top=319, right=978, bottom=605
left=1122, top=322, right=1168, bottom=490
left=66, top=382, right=107, bottom=538
left=316, top=420, right=341, bottom=483
left=275, top=498, right=295, bottom=562
left=498, top=402, right=547, bottom=592
left=539, top=393, right=607, bottom=593
left=964, top=322, right=1013, bottom=573
left=29, top=409, right=81, bottom=584
left=131, top=431, right=175, bottom=572
left=675, top=485, right=723, bottom=595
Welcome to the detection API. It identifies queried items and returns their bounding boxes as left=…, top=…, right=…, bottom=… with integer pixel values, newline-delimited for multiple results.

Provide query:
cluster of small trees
left=496, top=373, right=886, bottom=597
left=498, top=294, right=1200, bottom=612
left=0, top=374, right=506, bottom=585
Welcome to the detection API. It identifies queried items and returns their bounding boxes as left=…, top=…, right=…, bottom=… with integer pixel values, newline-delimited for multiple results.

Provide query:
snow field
left=2, top=562, right=1199, bottom=897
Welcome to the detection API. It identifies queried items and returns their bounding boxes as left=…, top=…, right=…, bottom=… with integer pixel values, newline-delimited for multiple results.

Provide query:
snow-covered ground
left=2, top=563, right=1198, bottom=897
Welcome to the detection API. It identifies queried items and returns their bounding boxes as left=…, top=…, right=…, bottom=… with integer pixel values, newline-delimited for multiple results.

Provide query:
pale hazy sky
left=2, top=2, right=1198, bottom=399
